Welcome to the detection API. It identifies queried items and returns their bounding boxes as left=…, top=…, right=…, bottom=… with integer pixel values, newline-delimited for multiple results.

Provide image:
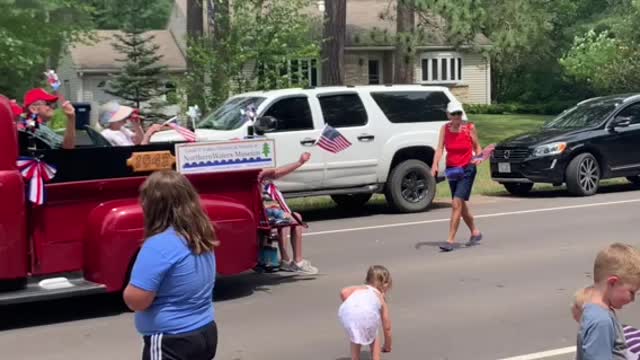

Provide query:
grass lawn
left=288, top=113, right=554, bottom=212
left=448, top=113, right=552, bottom=198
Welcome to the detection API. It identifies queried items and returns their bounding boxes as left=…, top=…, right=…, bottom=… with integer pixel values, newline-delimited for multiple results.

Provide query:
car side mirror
left=254, top=116, right=278, bottom=135
left=611, top=116, right=632, bottom=130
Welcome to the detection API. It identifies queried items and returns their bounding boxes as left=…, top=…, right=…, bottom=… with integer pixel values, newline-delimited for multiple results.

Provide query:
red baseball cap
left=23, top=88, right=58, bottom=109
left=9, top=100, right=23, bottom=117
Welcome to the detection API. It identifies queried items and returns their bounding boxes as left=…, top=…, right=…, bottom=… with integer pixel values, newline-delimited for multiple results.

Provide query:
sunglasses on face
left=450, top=111, right=463, bottom=116
left=35, top=101, right=57, bottom=109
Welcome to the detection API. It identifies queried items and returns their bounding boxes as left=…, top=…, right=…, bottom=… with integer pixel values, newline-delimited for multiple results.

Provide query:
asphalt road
left=2, top=184, right=640, bottom=360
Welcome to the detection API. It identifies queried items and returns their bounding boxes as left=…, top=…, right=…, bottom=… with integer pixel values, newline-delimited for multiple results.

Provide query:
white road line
left=305, top=198, right=640, bottom=237
left=497, top=346, right=575, bottom=360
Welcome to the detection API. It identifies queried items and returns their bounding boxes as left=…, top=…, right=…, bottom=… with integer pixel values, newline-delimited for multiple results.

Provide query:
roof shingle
left=68, top=30, right=186, bottom=72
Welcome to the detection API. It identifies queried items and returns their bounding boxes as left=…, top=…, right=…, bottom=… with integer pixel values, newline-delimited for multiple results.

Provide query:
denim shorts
left=266, top=207, right=286, bottom=220
left=447, top=164, right=477, bottom=201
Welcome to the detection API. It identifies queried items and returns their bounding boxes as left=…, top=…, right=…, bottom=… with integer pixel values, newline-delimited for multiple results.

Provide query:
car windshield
left=544, top=99, right=621, bottom=129
left=197, top=96, right=267, bottom=131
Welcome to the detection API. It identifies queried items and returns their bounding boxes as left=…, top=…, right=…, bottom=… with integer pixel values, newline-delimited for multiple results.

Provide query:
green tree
left=86, top=0, right=174, bottom=30
left=560, top=0, right=640, bottom=94
left=479, top=0, right=619, bottom=103
left=0, top=0, right=93, bottom=99
left=262, top=142, right=271, bottom=158
left=181, top=0, right=320, bottom=113
left=104, top=1, right=168, bottom=116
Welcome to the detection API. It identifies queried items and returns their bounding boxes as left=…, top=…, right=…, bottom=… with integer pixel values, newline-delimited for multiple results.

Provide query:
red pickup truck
left=0, top=95, right=269, bottom=305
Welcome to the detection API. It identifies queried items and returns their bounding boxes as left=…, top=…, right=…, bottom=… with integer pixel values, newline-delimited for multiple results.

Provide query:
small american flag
left=164, top=117, right=197, bottom=142
left=315, top=125, right=352, bottom=153
left=265, top=182, right=291, bottom=214
left=624, top=325, right=640, bottom=358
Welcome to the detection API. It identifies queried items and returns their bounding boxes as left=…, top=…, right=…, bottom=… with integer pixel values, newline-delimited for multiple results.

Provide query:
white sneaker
left=291, top=259, right=319, bottom=275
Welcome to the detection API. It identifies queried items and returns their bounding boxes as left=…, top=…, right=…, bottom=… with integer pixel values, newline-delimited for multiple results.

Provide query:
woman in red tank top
left=431, top=102, right=484, bottom=252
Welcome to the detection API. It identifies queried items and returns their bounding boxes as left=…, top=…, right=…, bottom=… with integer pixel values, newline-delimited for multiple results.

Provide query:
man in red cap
left=23, top=88, right=76, bottom=149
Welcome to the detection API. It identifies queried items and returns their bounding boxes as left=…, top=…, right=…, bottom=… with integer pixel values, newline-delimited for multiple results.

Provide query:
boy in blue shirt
left=576, top=243, right=640, bottom=360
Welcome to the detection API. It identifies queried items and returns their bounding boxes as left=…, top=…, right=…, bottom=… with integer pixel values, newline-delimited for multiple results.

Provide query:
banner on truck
left=175, top=139, right=276, bottom=174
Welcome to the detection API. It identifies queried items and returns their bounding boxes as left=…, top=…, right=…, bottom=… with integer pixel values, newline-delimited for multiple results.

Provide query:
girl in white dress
left=338, top=265, right=393, bottom=360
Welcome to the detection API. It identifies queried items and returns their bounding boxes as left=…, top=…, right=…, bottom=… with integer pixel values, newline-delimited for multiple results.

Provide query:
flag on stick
left=163, top=116, right=197, bottom=142
left=315, top=125, right=352, bottom=153
left=265, top=182, right=291, bottom=214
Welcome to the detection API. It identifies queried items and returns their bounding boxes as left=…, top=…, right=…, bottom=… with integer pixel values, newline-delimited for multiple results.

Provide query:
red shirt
left=444, top=122, right=474, bottom=168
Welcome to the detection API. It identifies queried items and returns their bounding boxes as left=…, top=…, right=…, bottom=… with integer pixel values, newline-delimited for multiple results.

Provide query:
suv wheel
left=331, top=194, right=373, bottom=210
left=566, top=153, right=600, bottom=196
left=503, top=182, right=534, bottom=196
left=385, top=159, right=436, bottom=213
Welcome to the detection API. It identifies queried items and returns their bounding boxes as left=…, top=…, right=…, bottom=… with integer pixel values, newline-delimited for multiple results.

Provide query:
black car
left=490, top=94, right=640, bottom=196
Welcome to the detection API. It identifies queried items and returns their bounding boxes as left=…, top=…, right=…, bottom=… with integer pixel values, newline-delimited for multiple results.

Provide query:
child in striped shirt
left=572, top=286, right=640, bottom=360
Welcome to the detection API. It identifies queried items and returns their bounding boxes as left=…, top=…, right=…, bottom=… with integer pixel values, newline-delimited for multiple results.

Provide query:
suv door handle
left=358, top=134, right=375, bottom=142
left=300, top=138, right=316, bottom=146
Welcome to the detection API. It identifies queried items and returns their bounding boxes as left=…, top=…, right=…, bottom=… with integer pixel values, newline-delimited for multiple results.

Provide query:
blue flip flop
left=466, top=233, right=483, bottom=246
left=439, top=243, right=455, bottom=252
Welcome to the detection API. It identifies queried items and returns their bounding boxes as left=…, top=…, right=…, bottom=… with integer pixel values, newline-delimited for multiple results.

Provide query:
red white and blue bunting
left=16, top=156, right=57, bottom=206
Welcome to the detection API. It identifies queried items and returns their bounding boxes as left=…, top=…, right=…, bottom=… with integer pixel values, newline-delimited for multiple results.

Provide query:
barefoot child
left=338, top=265, right=392, bottom=360
left=572, top=286, right=640, bottom=360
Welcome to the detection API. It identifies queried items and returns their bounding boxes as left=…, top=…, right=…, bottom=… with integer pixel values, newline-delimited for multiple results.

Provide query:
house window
left=421, top=53, right=463, bottom=83
left=368, top=59, right=381, bottom=85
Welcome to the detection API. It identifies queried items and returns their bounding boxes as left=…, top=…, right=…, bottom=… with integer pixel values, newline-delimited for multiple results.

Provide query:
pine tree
left=262, top=142, right=271, bottom=158
left=105, top=2, right=168, bottom=117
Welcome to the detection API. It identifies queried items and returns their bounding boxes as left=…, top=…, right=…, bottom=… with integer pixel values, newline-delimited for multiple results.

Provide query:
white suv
left=151, top=85, right=464, bottom=212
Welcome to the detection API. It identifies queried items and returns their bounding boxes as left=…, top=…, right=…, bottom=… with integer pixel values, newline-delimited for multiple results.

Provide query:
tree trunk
left=186, top=0, right=204, bottom=107
left=208, top=0, right=231, bottom=106
left=187, top=0, right=204, bottom=39
left=321, top=0, right=346, bottom=86
left=394, top=0, right=415, bottom=84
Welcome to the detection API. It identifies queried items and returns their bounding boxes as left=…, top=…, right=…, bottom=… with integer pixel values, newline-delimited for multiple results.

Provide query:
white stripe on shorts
left=151, top=334, right=156, bottom=360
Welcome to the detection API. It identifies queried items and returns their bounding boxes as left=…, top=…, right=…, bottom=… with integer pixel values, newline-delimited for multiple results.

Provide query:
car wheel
left=503, top=182, right=534, bottom=196
left=566, top=153, right=600, bottom=196
left=331, top=194, right=373, bottom=210
left=384, top=159, right=436, bottom=213
left=626, top=176, right=640, bottom=185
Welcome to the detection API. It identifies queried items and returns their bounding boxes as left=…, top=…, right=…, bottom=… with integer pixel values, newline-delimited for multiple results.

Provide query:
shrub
left=464, top=101, right=577, bottom=116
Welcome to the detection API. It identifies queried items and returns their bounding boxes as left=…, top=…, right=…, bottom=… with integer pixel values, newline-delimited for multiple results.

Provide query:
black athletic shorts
left=142, top=321, right=218, bottom=360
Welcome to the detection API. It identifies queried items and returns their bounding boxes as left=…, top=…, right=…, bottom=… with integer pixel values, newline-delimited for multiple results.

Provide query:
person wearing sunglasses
left=98, top=101, right=163, bottom=146
left=431, top=102, right=483, bottom=252
left=22, top=88, right=76, bottom=149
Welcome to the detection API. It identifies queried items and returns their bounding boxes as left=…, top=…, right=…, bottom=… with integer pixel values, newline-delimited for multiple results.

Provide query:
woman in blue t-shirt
left=124, top=170, right=219, bottom=360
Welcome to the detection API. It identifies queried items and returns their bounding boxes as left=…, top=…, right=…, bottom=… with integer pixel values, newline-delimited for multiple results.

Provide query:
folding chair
left=255, top=182, right=307, bottom=273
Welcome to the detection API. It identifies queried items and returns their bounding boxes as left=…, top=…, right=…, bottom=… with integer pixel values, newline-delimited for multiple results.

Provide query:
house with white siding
left=57, top=0, right=491, bottom=126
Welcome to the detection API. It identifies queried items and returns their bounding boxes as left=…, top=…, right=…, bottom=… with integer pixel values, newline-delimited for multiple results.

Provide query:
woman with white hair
left=99, top=101, right=161, bottom=146
left=431, top=101, right=485, bottom=252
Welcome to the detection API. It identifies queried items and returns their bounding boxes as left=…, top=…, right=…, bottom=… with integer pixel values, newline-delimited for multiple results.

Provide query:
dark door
left=602, top=102, right=640, bottom=173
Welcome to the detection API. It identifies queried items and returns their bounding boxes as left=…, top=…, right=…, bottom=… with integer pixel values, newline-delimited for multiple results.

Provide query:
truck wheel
left=566, top=153, right=600, bottom=196
left=331, top=194, right=373, bottom=210
left=384, top=159, right=436, bottom=213
left=503, top=182, right=534, bottom=196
